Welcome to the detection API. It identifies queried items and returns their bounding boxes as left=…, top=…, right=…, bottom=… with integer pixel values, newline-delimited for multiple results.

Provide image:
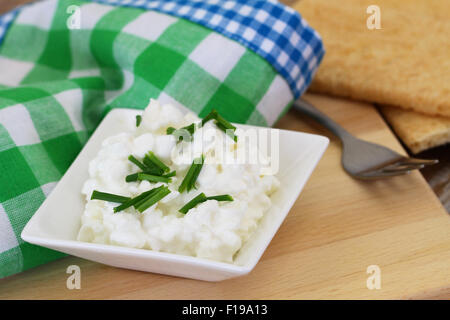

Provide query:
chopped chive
left=145, top=163, right=164, bottom=175
left=113, top=187, right=161, bottom=213
left=142, top=154, right=153, bottom=167
left=177, top=124, right=195, bottom=142
left=201, top=109, right=218, bottom=126
left=132, top=187, right=164, bottom=209
left=163, top=170, right=176, bottom=178
left=133, top=186, right=165, bottom=209
left=206, top=194, right=234, bottom=202
left=201, top=109, right=238, bottom=141
left=183, top=123, right=196, bottom=135
left=133, top=195, right=151, bottom=210
left=91, top=190, right=130, bottom=203
left=167, top=123, right=196, bottom=142
left=215, top=113, right=236, bottom=130
left=178, top=155, right=204, bottom=193
left=137, top=173, right=171, bottom=184
left=127, top=170, right=176, bottom=182
left=178, top=193, right=233, bottom=214
left=215, top=121, right=238, bottom=142
left=179, top=193, right=207, bottom=214
left=128, top=168, right=176, bottom=182
left=129, top=154, right=164, bottom=175
left=145, top=151, right=170, bottom=173
left=178, top=167, right=195, bottom=193
left=136, top=186, right=171, bottom=212
left=125, top=173, right=139, bottom=182
left=166, top=127, right=176, bottom=134
left=147, top=151, right=170, bottom=172
left=128, top=155, right=147, bottom=171
left=188, top=155, right=204, bottom=190
left=135, top=115, right=142, bottom=127
left=142, top=155, right=164, bottom=175
left=170, top=123, right=196, bottom=135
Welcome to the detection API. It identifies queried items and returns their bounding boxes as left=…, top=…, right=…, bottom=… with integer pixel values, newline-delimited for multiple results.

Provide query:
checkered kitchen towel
left=0, top=0, right=324, bottom=279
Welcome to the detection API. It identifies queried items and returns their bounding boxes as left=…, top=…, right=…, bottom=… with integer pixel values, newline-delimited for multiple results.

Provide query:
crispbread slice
left=380, top=106, right=450, bottom=153
left=297, top=0, right=450, bottom=117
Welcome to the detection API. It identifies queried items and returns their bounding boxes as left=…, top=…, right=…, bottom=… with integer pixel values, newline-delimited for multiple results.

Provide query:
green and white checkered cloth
left=0, top=0, right=320, bottom=279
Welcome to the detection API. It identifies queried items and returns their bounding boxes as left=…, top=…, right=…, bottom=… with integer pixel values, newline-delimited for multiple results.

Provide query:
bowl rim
left=21, top=232, right=253, bottom=273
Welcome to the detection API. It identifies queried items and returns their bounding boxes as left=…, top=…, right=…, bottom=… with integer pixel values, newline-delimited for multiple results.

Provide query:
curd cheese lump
left=77, top=99, right=279, bottom=263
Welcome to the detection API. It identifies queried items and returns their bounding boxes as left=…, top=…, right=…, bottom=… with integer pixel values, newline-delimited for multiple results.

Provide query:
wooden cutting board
left=0, top=93, right=449, bottom=299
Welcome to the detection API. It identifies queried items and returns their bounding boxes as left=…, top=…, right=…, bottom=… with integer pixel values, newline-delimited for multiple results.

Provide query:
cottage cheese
left=77, top=99, right=279, bottom=263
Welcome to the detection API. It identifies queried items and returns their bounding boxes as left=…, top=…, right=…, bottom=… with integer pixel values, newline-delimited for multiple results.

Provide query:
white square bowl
left=22, top=108, right=328, bottom=281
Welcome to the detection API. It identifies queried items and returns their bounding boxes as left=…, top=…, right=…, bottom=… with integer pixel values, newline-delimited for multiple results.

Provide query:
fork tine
left=381, top=162, right=425, bottom=172
left=370, top=158, right=424, bottom=173
left=398, top=158, right=439, bottom=166
left=358, top=159, right=428, bottom=179
left=381, top=165, right=423, bottom=173
left=358, top=169, right=412, bottom=179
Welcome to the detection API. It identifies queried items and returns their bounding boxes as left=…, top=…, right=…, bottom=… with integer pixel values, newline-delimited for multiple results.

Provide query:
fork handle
left=292, top=98, right=351, bottom=141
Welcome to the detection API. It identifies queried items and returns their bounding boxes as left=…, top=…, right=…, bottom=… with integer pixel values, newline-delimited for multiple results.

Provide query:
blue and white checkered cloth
left=0, top=0, right=324, bottom=99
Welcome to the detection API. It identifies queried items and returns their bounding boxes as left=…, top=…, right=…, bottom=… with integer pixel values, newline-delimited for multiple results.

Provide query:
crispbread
left=380, top=106, right=450, bottom=153
left=297, top=0, right=450, bottom=117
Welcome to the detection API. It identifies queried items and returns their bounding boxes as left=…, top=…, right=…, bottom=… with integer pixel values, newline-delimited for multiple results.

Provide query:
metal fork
left=293, top=98, right=438, bottom=179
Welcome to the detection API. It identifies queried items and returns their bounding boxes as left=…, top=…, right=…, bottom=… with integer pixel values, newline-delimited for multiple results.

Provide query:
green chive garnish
left=142, top=156, right=162, bottom=175
left=144, top=151, right=170, bottom=173
left=126, top=170, right=176, bottom=182
left=113, top=187, right=161, bottom=213
left=163, top=171, right=176, bottom=178
left=179, top=193, right=207, bottom=214
left=201, top=109, right=219, bottom=126
left=136, top=186, right=171, bottom=212
left=128, top=155, right=147, bottom=171
left=91, top=190, right=130, bottom=203
left=205, top=194, right=234, bottom=202
left=133, top=187, right=165, bottom=210
left=179, top=193, right=233, bottom=214
left=166, top=127, right=176, bottom=134
left=201, top=109, right=237, bottom=141
left=137, top=173, right=171, bottom=184
left=136, top=115, right=142, bottom=127
left=215, top=121, right=238, bottom=142
left=130, top=154, right=170, bottom=176
left=215, top=113, right=236, bottom=130
left=188, top=155, right=204, bottom=191
left=178, top=155, right=204, bottom=193
left=186, top=123, right=196, bottom=133
left=125, top=173, right=139, bottom=182
left=166, top=123, right=196, bottom=142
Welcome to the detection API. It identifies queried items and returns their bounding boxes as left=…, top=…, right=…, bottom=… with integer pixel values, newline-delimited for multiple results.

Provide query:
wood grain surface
left=0, top=0, right=449, bottom=300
